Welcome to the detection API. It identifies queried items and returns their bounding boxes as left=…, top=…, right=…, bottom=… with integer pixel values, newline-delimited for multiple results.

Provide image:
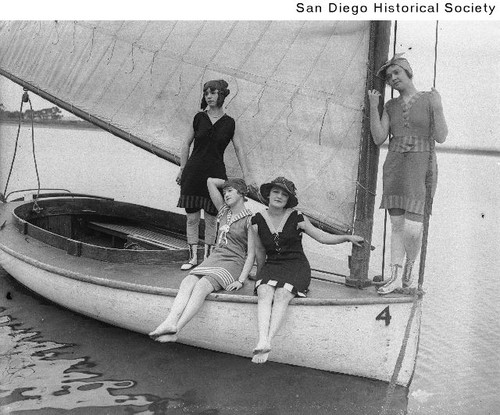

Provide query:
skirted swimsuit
left=177, top=111, right=235, bottom=216
left=189, top=204, right=252, bottom=290
left=252, top=209, right=311, bottom=297
left=381, top=91, right=438, bottom=215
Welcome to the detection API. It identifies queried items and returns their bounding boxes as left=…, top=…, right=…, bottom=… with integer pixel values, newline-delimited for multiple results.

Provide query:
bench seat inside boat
left=87, top=221, right=187, bottom=250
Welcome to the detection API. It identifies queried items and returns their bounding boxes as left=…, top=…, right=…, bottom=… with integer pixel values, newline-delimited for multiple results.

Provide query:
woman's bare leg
left=155, top=277, right=214, bottom=343
left=404, top=218, right=423, bottom=262
left=176, top=277, right=214, bottom=331
left=252, top=285, right=274, bottom=362
left=267, top=288, right=295, bottom=342
left=149, top=274, right=200, bottom=338
left=389, top=212, right=406, bottom=267
left=253, top=286, right=294, bottom=364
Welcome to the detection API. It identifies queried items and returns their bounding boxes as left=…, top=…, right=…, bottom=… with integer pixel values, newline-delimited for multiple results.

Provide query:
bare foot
left=252, top=349, right=271, bottom=364
left=251, top=340, right=271, bottom=364
left=149, top=321, right=177, bottom=338
left=155, top=333, right=178, bottom=343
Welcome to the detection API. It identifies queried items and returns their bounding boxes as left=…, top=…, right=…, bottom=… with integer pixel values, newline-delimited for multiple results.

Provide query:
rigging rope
left=2, top=89, right=42, bottom=211
left=2, top=93, right=25, bottom=199
left=378, top=21, right=399, bottom=280
left=417, top=20, right=440, bottom=290
left=381, top=21, right=440, bottom=415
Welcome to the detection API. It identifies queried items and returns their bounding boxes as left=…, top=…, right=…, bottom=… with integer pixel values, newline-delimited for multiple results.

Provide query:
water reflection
left=0, top=316, right=153, bottom=412
left=0, top=269, right=408, bottom=415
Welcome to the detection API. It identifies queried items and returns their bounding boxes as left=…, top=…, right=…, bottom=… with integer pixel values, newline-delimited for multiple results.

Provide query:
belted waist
left=388, top=135, right=432, bottom=153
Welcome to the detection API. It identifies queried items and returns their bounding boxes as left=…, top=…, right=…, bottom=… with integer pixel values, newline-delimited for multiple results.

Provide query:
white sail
left=0, top=20, right=375, bottom=233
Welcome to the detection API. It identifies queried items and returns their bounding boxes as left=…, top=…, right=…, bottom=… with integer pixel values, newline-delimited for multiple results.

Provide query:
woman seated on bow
left=251, top=177, right=364, bottom=363
left=149, top=177, right=255, bottom=342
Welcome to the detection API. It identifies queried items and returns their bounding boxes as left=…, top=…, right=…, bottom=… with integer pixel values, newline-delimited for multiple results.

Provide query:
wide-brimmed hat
left=260, top=177, right=298, bottom=208
left=376, top=53, right=413, bottom=80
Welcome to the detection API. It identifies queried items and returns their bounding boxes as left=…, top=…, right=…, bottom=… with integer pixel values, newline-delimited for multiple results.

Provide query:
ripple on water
left=0, top=318, right=153, bottom=413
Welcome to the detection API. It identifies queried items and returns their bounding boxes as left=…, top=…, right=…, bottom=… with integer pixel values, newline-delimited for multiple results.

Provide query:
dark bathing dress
left=381, top=91, right=438, bottom=215
left=177, top=111, right=235, bottom=216
left=252, top=209, right=311, bottom=298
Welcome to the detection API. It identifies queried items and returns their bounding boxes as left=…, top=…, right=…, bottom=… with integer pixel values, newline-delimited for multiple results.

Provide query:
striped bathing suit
left=381, top=91, right=438, bottom=215
left=189, top=204, right=252, bottom=290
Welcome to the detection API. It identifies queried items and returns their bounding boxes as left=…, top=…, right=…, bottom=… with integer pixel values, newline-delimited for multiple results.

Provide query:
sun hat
left=376, top=53, right=413, bottom=80
left=260, top=177, right=298, bottom=208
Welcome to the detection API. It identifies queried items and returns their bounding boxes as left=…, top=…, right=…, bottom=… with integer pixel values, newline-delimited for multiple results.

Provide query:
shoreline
left=0, top=119, right=99, bottom=131
left=1, top=120, right=498, bottom=156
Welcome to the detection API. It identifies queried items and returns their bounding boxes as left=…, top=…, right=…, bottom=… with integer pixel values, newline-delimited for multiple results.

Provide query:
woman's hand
left=368, top=89, right=381, bottom=107
left=225, top=280, right=243, bottom=291
left=429, top=87, right=444, bottom=112
left=176, top=168, right=183, bottom=186
left=349, top=235, right=365, bottom=247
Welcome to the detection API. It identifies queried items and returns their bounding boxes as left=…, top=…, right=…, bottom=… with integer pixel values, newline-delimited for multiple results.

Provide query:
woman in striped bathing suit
left=149, top=177, right=255, bottom=342
left=368, top=54, right=448, bottom=294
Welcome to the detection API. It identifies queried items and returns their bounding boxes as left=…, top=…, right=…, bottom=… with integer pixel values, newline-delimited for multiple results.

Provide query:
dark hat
left=223, top=178, right=248, bottom=197
left=260, top=177, right=298, bottom=208
left=376, top=53, right=413, bottom=80
left=201, top=79, right=230, bottom=109
left=203, top=79, right=230, bottom=98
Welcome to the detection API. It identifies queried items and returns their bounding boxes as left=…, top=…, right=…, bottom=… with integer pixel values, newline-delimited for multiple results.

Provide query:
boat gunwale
left=11, top=196, right=192, bottom=265
left=1, top=197, right=414, bottom=306
left=0, top=239, right=413, bottom=307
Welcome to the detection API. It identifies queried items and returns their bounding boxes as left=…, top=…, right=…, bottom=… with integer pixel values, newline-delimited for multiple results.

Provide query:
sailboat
left=0, top=21, right=422, bottom=386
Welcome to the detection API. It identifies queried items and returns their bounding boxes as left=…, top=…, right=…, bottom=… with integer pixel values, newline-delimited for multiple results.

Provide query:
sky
left=1, top=2, right=499, bottom=151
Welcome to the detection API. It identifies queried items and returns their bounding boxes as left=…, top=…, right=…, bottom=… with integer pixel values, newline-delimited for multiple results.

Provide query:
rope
left=381, top=21, right=440, bottom=414
left=2, top=94, right=25, bottom=199
left=2, top=90, right=43, bottom=212
left=380, top=296, right=422, bottom=414
left=379, top=21, right=398, bottom=279
left=418, top=20, right=439, bottom=290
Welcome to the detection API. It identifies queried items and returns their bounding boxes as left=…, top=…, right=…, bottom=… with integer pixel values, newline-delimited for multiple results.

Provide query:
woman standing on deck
left=149, top=177, right=255, bottom=342
left=177, top=79, right=247, bottom=270
left=368, top=54, right=448, bottom=294
left=251, top=177, right=364, bottom=364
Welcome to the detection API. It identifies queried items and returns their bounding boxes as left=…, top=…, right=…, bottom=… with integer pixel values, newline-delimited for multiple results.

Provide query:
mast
left=346, top=21, right=391, bottom=288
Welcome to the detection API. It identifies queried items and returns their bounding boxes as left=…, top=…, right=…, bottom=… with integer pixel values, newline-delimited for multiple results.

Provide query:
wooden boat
left=0, top=194, right=420, bottom=386
left=0, top=21, right=423, bottom=386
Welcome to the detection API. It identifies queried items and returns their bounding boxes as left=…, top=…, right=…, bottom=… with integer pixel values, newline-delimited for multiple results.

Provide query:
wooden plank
left=88, top=221, right=187, bottom=250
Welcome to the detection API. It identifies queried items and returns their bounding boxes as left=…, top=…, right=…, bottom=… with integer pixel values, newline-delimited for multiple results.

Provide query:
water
left=1, top=123, right=499, bottom=414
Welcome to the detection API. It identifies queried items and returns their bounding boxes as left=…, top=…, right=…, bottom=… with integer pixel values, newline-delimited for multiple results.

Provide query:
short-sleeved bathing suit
left=381, top=91, right=438, bottom=215
left=190, top=204, right=252, bottom=290
left=252, top=209, right=311, bottom=297
left=177, top=111, right=235, bottom=216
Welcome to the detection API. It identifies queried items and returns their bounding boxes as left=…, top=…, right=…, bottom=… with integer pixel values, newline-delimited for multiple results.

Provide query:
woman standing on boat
left=177, top=79, right=246, bottom=270
left=368, top=54, right=448, bottom=294
left=251, top=177, right=364, bottom=364
left=149, top=177, right=255, bottom=342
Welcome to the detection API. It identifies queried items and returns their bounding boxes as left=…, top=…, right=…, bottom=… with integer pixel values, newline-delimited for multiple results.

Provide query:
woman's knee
left=405, top=218, right=423, bottom=239
left=405, top=211, right=424, bottom=223
left=186, top=211, right=201, bottom=227
left=274, top=288, right=294, bottom=304
left=180, top=274, right=200, bottom=288
left=389, top=211, right=405, bottom=231
left=257, top=284, right=275, bottom=301
left=196, top=277, right=216, bottom=294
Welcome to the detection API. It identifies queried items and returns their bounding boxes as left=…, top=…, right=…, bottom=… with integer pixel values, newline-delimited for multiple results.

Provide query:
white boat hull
left=0, top=247, right=421, bottom=387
